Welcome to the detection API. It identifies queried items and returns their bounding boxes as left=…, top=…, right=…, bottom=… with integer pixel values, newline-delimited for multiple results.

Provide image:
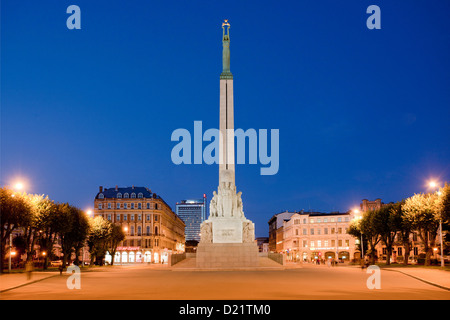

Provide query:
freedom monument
left=196, top=20, right=259, bottom=268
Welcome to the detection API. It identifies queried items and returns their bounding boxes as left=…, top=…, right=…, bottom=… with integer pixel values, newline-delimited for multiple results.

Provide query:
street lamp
left=428, top=181, right=445, bottom=268
left=353, top=209, right=364, bottom=263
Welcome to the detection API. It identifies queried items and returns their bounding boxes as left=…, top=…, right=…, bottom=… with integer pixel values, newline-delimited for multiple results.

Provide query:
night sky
left=2, top=1, right=450, bottom=237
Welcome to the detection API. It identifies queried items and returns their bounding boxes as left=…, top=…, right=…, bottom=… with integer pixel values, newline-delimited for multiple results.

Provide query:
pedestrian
left=25, top=261, right=33, bottom=280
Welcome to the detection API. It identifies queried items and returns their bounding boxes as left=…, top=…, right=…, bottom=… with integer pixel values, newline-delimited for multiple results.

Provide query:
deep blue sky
left=2, top=1, right=450, bottom=237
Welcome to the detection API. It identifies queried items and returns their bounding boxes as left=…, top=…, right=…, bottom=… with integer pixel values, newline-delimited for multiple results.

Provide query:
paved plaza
left=1, top=260, right=449, bottom=300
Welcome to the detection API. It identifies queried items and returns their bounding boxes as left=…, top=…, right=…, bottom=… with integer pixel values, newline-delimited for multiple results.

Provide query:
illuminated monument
left=196, top=20, right=259, bottom=268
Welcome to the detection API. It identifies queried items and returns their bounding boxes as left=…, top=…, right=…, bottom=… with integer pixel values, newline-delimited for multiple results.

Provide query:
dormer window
left=98, top=193, right=104, bottom=199
left=131, top=193, right=136, bottom=198
left=138, top=193, right=143, bottom=198
left=124, top=193, right=129, bottom=198
left=117, top=193, right=122, bottom=199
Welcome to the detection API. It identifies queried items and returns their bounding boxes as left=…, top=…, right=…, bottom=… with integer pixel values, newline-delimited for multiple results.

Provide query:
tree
left=108, top=224, right=125, bottom=266
left=34, top=197, right=59, bottom=269
left=402, top=193, right=440, bottom=266
left=87, top=216, right=112, bottom=266
left=378, top=203, right=398, bottom=265
left=359, top=208, right=384, bottom=264
left=0, top=188, right=31, bottom=273
left=392, top=200, right=413, bottom=266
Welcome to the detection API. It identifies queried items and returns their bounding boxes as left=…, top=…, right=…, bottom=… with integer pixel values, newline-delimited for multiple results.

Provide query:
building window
left=303, top=240, right=308, bottom=248
left=147, top=226, right=151, bottom=236
left=108, top=203, right=111, bottom=209
left=117, top=193, right=122, bottom=199
left=155, top=203, right=158, bottom=210
left=303, top=219, right=306, bottom=224
left=345, top=217, right=349, bottom=222
left=324, top=240, right=328, bottom=247
left=98, top=203, right=102, bottom=210
left=147, top=203, right=150, bottom=209
left=138, top=193, right=143, bottom=198
left=124, top=193, right=129, bottom=198
left=324, top=218, right=328, bottom=223
left=107, top=214, right=111, bottom=221
left=317, top=218, right=321, bottom=223
left=338, top=240, right=342, bottom=247
left=123, top=214, right=127, bottom=221
left=155, top=226, right=158, bottom=235
left=338, top=217, right=342, bottom=222
left=398, top=247, right=402, bottom=256
left=131, top=203, right=135, bottom=209
left=331, top=240, right=335, bottom=247
left=131, top=193, right=136, bottom=198
left=137, top=226, right=141, bottom=236
left=338, top=228, right=342, bottom=234
left=130, top=226, right=134, bottom=236
left=324, top=228, right=328, bottom=235
left=116, top=203, right=120, bottom=209
left=331, top=228, right=335, bottom=234
left=146, top=214, right=150, bottom=221
left=294, top=219, right=300, bottom=225
left=345, top=239, right=349, bottom=247
left=310, top=228, right=314, bottom=235
left=116, top=214, right=120, bottom=221
left=331, top=218, right=335, bottom=222
left=154, top=215, right=158, bottom=222
left=310, top=241, right=315, bottom=248
left=310, top=219, right=314, bottom=223
left=303, top=229, right=307, bottom=235
left=138, top=203, right=142, bottom=209
left=131, top=214, right=135, bottom=221
left=98, top=193, right=104, bottom=199
left=295, top=229, right=299, bottom=236
left=317, top=240, right=321, bottom=248
left=138, top=214, right=142, bottom=221
left=317, top=228, right=321, bottom=235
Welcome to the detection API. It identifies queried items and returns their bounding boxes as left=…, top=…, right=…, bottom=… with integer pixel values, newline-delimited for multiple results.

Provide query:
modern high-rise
left=176, top=195, right=207, bottom=242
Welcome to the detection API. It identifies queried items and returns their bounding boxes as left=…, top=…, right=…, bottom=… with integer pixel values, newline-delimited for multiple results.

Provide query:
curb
left=0, top=274, right=59, bottom=293
left=381, top=269, right=450, bottom=291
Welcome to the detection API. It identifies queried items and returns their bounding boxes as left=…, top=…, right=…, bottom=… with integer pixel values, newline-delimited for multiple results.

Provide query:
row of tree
left=348, top=183, right=450, bottom=266
left=0, top=187, right=125, bottom=273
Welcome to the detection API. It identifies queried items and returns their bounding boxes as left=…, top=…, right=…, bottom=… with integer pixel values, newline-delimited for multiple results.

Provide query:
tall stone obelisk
left=196, top=20, right=258, bottom=268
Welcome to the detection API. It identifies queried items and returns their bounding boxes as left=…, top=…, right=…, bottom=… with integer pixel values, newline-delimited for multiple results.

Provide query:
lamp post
left=429, top=181, right=445, bottom=268
left=8, top=233, right=13, bottom=272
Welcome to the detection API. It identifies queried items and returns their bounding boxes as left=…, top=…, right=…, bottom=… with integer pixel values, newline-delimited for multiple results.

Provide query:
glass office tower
left=176, top=195, right=207, bottom=242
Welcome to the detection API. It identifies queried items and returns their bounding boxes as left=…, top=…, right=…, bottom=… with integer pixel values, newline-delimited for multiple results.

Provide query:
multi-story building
left=94, top=185, right=185, bottom=264
left=268, top=211, right=296, bottom=252
left=281, top=211, right=357, bottom=262
left=175, top=196, right=207, bottom=242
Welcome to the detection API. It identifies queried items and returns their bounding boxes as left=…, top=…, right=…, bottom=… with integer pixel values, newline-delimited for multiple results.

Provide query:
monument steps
left=170, top=257, right=284, bottom=271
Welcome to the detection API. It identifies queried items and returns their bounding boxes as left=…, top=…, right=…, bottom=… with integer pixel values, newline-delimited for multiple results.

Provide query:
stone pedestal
left=196, top=242, right=259, bottom=268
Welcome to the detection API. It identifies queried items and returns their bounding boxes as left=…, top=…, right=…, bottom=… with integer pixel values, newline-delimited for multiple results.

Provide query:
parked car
left=50, top=260, right=63, bottom=267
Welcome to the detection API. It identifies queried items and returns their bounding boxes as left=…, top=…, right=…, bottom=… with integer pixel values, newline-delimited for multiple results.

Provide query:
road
left=1, top=263, right=449, bottom=300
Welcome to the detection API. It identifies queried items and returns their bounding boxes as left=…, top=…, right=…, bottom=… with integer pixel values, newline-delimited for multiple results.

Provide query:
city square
left=1, top=0, right=450, bottom=312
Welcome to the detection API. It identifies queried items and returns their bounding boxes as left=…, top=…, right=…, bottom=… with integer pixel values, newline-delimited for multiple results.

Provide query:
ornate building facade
left=94, top=186, right=185, bottom=264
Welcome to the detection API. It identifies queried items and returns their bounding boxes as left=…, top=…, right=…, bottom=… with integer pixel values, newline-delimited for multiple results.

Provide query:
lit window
left=317, top=218, right=321, bottom=223
left=310, top=219, right=314, bottom=223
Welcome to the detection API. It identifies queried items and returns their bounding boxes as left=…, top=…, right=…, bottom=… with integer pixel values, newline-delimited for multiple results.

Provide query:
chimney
left=115, top=185, right=118, bottom=191
left=99, top=186, right=103, bottom=193
left=132, top=185, right=134, bottom=189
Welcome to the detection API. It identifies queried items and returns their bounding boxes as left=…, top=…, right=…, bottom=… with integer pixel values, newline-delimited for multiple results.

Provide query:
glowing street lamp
left=14, top=182, right=24, bottom=191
